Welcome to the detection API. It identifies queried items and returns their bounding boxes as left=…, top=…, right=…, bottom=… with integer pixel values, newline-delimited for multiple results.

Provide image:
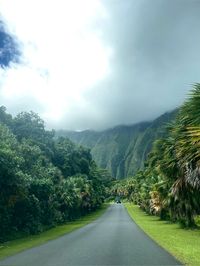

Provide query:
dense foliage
left=111, top=84, right=200, bottom=227
left=0, top=107, right=111, bottom=242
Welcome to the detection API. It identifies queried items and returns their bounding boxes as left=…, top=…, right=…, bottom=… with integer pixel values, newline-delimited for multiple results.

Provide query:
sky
left=0, top=0, right=200, bottom=130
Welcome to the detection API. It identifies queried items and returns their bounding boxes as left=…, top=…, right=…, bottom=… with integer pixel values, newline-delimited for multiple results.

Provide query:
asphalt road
left=0, top=204, right=181, bottom=266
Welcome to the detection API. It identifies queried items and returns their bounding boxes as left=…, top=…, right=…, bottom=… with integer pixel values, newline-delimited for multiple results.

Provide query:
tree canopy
left=0, top=108, right=109, bottom=242
left=110, top=84, right=200, bottom=227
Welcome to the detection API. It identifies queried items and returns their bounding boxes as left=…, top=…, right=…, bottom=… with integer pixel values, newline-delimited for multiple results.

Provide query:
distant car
left=115, top=196, right=121, bottom=204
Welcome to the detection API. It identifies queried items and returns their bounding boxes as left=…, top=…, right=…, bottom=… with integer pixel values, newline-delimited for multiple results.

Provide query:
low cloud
left=1, top=0, right=200, bottom=130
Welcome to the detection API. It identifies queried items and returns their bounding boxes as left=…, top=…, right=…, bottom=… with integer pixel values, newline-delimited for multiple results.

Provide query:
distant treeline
left=0, top=108, right=111, bottom=242
left=111, top=84, right=200, bottom=227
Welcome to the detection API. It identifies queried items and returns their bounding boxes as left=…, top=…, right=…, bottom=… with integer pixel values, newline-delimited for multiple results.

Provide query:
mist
left=1, top=0, right=200, bottom=130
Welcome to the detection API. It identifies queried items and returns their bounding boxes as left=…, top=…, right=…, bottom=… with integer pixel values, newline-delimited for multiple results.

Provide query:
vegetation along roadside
left=109, top=85, right=200, bottom=266
left=0, top=107, right=112, bottom=242
left=0, top=204, right=109, bottom=260
left=125, top=204, right=200, bottom=266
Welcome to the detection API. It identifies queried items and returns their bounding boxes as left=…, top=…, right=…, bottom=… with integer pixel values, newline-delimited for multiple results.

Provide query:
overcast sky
left=0, top=0, right=200, bottom=130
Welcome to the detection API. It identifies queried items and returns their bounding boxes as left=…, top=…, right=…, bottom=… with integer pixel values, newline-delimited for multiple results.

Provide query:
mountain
left=57, top=110, right=178, bottom=179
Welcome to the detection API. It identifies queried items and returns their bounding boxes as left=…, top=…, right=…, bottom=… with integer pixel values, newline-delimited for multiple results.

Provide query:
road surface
left=0, top=204, right=181, bottom=266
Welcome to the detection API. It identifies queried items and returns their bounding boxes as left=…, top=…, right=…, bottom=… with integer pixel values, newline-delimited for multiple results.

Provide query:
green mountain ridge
left=57, top=110, right=178, bottom=179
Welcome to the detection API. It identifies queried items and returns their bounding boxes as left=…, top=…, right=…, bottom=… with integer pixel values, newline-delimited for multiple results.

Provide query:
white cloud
left=1, top=0, right=199, bottom=131
left=0, top=0, right=112, bottom=125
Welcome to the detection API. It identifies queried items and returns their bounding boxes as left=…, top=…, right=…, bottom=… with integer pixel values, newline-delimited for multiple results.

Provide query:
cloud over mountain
left=1, top=0, right=200, bottom=130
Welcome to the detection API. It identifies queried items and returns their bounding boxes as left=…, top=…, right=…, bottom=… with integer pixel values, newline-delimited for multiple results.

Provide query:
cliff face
left=57, top=110, right=177, bottom=179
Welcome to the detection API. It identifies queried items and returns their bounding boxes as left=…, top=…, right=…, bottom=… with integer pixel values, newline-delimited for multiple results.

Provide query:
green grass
left=125, top=203, right=200, bottom=266
left=0, top=204, right=109, bottom=260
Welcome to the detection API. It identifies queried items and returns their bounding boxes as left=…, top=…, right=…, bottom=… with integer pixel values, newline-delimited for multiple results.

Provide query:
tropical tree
left=0, top=108, right=108, bottom=242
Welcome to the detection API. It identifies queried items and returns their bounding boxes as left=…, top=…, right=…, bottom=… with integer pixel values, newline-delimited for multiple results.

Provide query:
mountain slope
left=57, top=110, right=177, bottom=178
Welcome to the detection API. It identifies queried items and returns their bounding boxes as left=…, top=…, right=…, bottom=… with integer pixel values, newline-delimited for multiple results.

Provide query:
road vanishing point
left=0, top=204, right=181, bottom=266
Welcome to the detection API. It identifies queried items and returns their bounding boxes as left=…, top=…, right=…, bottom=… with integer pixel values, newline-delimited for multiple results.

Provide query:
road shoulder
left=125, top=203, right=200, bottom=266
left=0, top=204, right=109, bottom=260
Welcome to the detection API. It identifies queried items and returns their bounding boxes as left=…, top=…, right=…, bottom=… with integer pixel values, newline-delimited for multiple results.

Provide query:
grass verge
left=125, top=203, right=200, bottom=266
left=0, top=204, right=109, bottom=260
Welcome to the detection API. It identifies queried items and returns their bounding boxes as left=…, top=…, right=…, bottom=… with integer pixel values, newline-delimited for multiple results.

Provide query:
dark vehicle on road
left=115, top=196, right=121, bottom=203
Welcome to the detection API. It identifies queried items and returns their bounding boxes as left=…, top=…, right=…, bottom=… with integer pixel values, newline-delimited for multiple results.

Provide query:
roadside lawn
left=0, top=204, right=109, bottom=260
left=125, top=203, right=200, bottom=266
